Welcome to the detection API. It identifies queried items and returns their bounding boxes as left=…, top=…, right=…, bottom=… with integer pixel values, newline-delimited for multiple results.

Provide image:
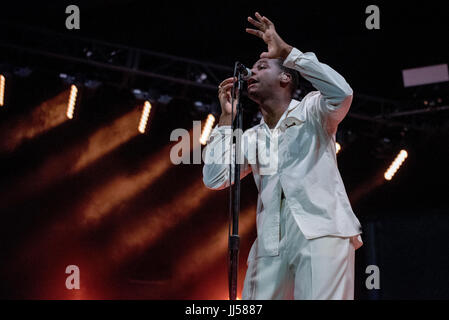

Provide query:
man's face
left=247, top=58, right=283, bottom=102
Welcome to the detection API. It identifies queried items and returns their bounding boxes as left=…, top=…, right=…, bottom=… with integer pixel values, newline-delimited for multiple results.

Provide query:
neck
left=259, top=95, right=291, bottom=129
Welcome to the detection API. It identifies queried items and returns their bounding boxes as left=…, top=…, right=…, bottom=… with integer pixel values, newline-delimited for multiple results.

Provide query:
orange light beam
left=0, top=90, right=70, bottom=153
left=107, top=179, right=213, bottom=264
left=129, top=204, right=256, bottom=300
left=79, top=122, right=202, bottom=226
left=9, top=127, right=198, bottom=284
left=172, top=205, right=256, bottom=284
left=70, top=108, right=142, bottom=174
left=77, top=143, right=174, bottom=226
left=5, top=122, right=205, bottom=284
left=0, top=108, right=141, bottom=209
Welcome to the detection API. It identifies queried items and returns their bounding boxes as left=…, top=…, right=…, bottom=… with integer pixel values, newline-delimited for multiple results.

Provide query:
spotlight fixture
left=0, top=74, right=5, bottom=107
left=195, top=73, right=208, bottom=83
left=384, top=149, right=408, bottom=181
left=132, top=88, right=159, bottom=101
left=66, top=84, right=78, bottom=119
left=157, top=94, right=173, bottom=104
left=132, top=89, right=147, bottom=100
left=59, top=73, right=76, bottom=83
left=138, top=101, right=152, bottom=134
left=199, top=114, right=215, bottom=145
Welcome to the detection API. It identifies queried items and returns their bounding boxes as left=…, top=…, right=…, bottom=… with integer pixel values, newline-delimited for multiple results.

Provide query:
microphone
left=236, top=62, right=252, bottom=80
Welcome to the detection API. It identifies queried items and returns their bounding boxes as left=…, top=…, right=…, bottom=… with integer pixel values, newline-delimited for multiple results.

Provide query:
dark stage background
left=0, top=1, right=448, bottom=299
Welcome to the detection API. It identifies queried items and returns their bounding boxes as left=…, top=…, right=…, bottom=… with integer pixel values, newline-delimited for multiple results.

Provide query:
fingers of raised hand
left=261, top=15, right=273, bottom=26
left=253, top=12, right=273, bottom=28
left=219, top=77, right=236, bottom=88
left=247, top=13, right=274, bottom=39
left=221, top=82, right=234, bottom=92
left=247, top=16, right=263, bottom=29
left=218, top=78, right=236, bottom=96
left=246, top=28, right=264, bottom=38
left=255, top=12, right=264, bottom=22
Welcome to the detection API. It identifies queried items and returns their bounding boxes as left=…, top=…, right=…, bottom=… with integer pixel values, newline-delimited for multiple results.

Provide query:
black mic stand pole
left=228, top=62, right=244, bottom=301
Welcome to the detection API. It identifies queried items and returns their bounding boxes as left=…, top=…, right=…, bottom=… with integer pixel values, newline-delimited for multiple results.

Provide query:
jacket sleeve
left=283, top=48, right=353, bottom=134
left=202, top=125, right=252, bottom=190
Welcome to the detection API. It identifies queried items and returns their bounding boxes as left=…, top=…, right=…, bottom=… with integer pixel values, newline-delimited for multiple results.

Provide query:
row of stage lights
left=1, top=75, right=154, bottom=135
left=68, top=84, right=154, bottom=134
left=0, top=74, right=408, bottom=181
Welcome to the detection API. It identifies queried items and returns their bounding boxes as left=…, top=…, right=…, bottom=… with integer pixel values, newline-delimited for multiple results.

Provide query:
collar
left=259, top=99, right=305, bottom=132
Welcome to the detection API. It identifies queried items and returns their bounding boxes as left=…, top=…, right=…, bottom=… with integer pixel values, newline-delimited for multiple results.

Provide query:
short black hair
left=275, top=58, right=300, bottom=97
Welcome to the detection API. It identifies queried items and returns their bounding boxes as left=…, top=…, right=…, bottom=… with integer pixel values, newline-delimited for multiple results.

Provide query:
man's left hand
left=246, top=12, right=293, bottom=60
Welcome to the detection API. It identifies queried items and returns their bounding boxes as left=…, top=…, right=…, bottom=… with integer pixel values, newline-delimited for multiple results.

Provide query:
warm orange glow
left=0, top=108, right=141, bottom=209
left=78, top=122, right=206, bottom=225
left=78, top=144, right=174, bottom=225
left=171, top=205, right=256, bottom=283
left=138, top=101, right=152, bottom=133
left=384, top=149, right=408, bottom=181
left=0, top=90, right=70, bottom=153
left=71, top=108, right=141, bottom=174
left=199, top=114, right=215, bottom=145
left=66, top=85, right=78, bottom=119
left=0, top=74, right=5, bottom=106
left=108, top=179, right=213, bottom=263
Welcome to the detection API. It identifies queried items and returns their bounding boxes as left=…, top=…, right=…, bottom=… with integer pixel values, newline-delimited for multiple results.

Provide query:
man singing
left=202, top=12, right=363, bottom=300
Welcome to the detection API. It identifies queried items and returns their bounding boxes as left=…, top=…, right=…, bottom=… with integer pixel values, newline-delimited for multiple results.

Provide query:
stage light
left=132, top=89, right=147, bottom=100
left=384, top=149, right=408, bottom=181
left=195, top=73, right=208, bottom=83
left=0, top=74, right=5, bottom=107
left=336, top=142, right=341, bottom=154
left=199, top=114, right=215, bottom=145
left=66, top=84, right=78, bottom=119
left=138, top=101, right=151, bottom=134
left=157, top=94, right=173, bottom=104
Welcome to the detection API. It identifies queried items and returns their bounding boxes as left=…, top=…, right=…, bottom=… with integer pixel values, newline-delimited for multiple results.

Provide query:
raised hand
left=246, top=12, right=293, bottom=60
left=216, top=77, right=239, bottom=126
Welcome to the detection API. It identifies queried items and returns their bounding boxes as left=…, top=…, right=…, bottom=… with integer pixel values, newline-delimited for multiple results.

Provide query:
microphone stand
left=228, top=62, right=244, bottom=301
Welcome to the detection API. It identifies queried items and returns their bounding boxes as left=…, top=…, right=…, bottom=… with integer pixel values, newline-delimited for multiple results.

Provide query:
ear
left=280, top=72, right=291, bottom=85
